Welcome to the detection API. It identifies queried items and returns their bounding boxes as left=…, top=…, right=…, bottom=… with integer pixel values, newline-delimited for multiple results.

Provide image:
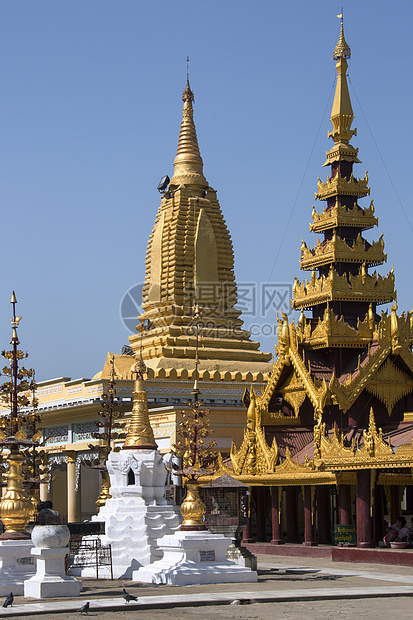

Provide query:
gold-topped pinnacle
left=122, top=357, right=157, bottom=450
left=170, top=78, right=208, bottom=190
left=182, top=78, right=194, bottom=103
left=328, top=12, right=356, bottom=146
left=333, top=12, right=351, bottom=60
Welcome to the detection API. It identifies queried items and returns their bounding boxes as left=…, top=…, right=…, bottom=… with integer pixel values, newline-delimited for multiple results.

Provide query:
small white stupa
left=133, top=353, right=257, bottom=585
left=78, top=357, right=181, bottom=579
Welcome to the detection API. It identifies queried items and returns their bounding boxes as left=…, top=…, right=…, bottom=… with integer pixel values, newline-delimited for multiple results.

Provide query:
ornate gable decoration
left=320, top=408, right=407, bottom=470
left=279, top=371, right=306, bottom=417
left=320, top=423, right=354, bottom=460
left=229, top=388, right=278, bottom=475
left=366, top=359, right=413, bottom=415
left=276, top=446, right=314, bottom=474
left=357, top=407, right=393, bottom=458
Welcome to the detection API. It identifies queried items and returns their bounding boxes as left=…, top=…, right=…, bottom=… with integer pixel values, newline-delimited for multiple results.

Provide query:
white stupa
left=133, top=368, right=257, bottom=585
left=76, top=358, right=181, bottom=579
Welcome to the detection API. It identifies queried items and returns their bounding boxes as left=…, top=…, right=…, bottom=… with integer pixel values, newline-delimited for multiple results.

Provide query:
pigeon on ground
left=2, top=593, right=13, bottom=608
left=122, top=588, right=138, bottom=604
left=76, top=602, right=90, bottom=615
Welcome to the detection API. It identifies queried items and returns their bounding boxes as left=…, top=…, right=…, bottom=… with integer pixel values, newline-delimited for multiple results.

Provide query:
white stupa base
left=133, top=531, right=258, bottom=585
left=24, top=547, right=82, bottom=598
left=0, top=540, right=35, bottom=596
left=72, top=503, right=181, bottom=579
left=72, top=449, right=181, bottom=579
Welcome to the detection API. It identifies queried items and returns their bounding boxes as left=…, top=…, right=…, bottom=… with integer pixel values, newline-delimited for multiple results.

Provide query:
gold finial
left=328, top=9, right=355, bottom=145
left=170, top=69, right=207, bottom=190
left=183, top=56, right=194, bottom=102
left=182, top=78, right=195, bottom=103
left=122, top=355, right=156, bottom=450
left=333, top=9, right=351, bottom=60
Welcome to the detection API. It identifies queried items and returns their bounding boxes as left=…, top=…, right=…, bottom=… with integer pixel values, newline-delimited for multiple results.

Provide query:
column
left=67, top=452, right=81, bottom=523
left=338, top=485, right=351, bottom=525
left=303, top=486, right=317, bottom=546
left=242, top=490, right=254, bottom=544
left=255, top=487, right=267, bottom=542
left=374, top=485, right=385, bottom=542
left=39, top=482, right=52, bottom=503
left=390, top=485, right=400, bottom=524
left=286, top=486, right=299, bottom=543
left=242, top=519, right=254, bottom=544
left=356, top=469, right=373, bottom=548
left=271, top=486, right=284, bottom=545
left=405, top=486, right=413, bottom=513
left=317, top=486, right=332, bottom=544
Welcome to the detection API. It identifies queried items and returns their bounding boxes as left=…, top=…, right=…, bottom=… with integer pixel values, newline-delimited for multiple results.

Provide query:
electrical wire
left=348, top=76, right=413, bottom=235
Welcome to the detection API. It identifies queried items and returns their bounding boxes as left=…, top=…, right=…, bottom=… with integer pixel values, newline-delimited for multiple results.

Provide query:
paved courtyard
left=1, top=554, right=412, bottom=619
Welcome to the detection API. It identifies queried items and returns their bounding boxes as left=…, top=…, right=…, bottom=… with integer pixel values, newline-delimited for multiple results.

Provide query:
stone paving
left=0, top=554, right=412, bottom=618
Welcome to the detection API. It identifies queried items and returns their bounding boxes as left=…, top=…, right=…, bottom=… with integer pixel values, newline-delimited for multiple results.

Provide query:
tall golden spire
left=125, top=77, right=272, bottom=378
left=329, top=12, right=355, bottom=146
left=170, top=79, right=208, bottom=190
left=122, top=356, right=157, bottom=450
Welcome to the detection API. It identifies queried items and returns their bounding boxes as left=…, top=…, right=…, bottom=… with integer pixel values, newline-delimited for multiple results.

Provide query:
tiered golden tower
left=293, top=18, right=395, bottom=340
left=252, top=17, right=413, bottom=438
left=127, top=79, right=271, bottom=376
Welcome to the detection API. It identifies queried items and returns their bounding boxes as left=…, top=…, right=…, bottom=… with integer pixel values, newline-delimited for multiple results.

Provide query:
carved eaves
left=315, top=172, right=370, bottom=201
left=259, top=355, right=287, bottom=410
left=303, top=304, right=373, bottom=349
left=329, top=341, right=392, bottom=412
left=366, top=359, right=413, bottom=415
left=310, top=200, right=378, bottom=233
left=300, top=232, right=386, bottom=271
left=319, top=408, right=413, bottom=470
left=293, top=264, right=396, bottom=310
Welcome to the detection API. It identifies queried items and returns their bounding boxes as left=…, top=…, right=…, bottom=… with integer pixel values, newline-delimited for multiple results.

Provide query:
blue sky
left=0, top=1, right=412, bottom=381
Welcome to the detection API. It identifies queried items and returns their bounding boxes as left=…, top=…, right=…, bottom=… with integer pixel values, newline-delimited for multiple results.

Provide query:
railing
left=67, top=537, right=113, bottom=579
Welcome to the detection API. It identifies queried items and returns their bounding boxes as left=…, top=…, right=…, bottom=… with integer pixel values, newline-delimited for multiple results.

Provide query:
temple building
left=15, top=78, right=271, bottom=522
left=215, top=18, right=413, bottom=548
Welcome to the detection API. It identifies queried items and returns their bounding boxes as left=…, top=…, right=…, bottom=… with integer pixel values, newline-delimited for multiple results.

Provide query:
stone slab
left=0, top=540, right=35, bottom=596
left=2, top=586, right=413, bottom=616
left=23, top=577, right=82, bottom=599
left=133, top=531, right=257, bottom=585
